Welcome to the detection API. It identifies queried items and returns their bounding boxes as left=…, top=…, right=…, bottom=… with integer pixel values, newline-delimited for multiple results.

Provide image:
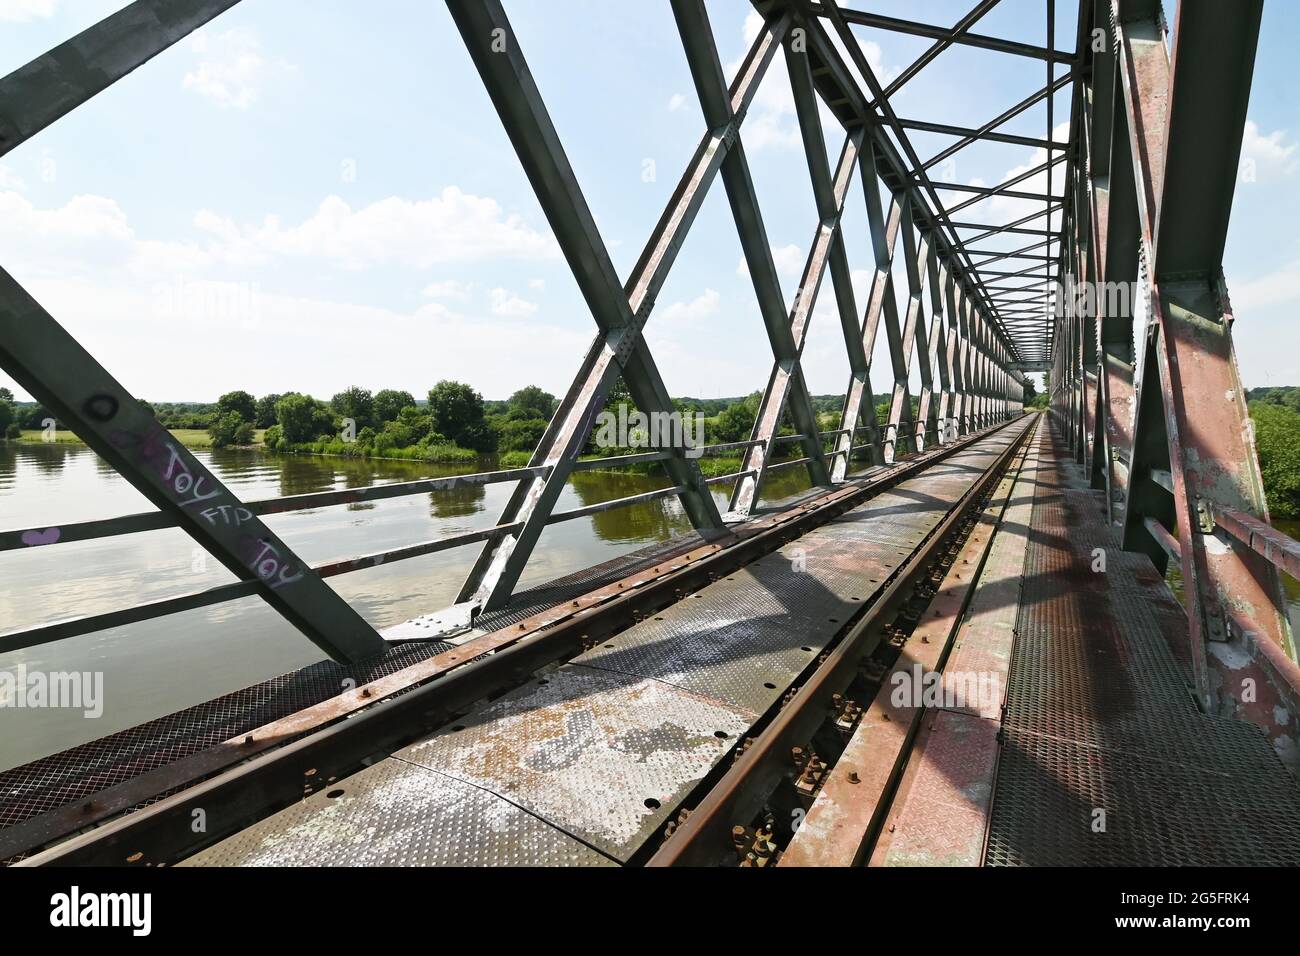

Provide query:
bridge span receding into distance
left=2, top=0, right=1300, bottom=867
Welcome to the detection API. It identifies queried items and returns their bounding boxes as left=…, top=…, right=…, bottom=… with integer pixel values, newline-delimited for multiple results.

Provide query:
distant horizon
left=2, top=2, right=1297, bottom=406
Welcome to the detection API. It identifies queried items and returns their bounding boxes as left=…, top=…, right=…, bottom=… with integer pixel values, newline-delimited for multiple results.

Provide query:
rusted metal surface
left=1214, top=506, right=1300, bottom=581
left=397, top=666, right=752, bottom=861
left=780, top=418, right=1038, bottom=866
left=870, top=709, right=1000, bottom=867
left=180, top=759, right=616, bottom=868
left=985, top=419, right=1300, bottom=866
left=648, top=418, right=1035, bottom=866
left=867, top=418, right=1042, bottom=867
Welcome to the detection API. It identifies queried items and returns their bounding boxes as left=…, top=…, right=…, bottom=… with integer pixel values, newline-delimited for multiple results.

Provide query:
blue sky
left=0, top=0, right=1296, bottom=404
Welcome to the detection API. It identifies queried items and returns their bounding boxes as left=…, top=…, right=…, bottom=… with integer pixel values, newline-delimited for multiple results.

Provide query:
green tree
left=427, top=380, right=496, bottom=452
left=1250, top=402, right=1300, bottom=519
left=0, top=387, right=14, bottom=403
left=275, top=393, right=337, bottom=444
left=21, top=404, right=55, bottom=430
left=208, top=410, right=245, bottom=449
left=373, top=389, right=416, bottom=424
left=254, top=393, right=283, bottom=428
left=498, top=417, right=548, bottom=453
left=710, top=392, right=761, bottom=445
left=506, top=385, right=558, bottom=421
left=330, top=386, right=375, bottom=430
left=215, top=390, right=257, bottom=423
left=0, top=397, right=14, bottom=440
left=375, top=405, right=437, bottom=450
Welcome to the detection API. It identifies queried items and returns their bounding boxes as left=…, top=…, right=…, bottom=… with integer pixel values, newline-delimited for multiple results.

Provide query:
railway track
left=13, top=415, right=1037, bottom=866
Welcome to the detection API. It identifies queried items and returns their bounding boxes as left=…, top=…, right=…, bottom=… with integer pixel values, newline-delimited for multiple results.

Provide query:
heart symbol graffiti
left=21, top=527, right=61, bottom=547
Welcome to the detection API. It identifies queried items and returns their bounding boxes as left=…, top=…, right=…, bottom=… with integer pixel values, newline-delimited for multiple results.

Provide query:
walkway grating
left=985, top=420, right=1300, bottom=866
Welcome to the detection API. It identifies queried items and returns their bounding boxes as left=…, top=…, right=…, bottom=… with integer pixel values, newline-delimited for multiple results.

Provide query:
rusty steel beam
left=0, top=273, right=389, bottom=664
left=448, top=0, right=750, bottom=612
left=728, top=123, right=861, bottom=515
left=832, top=138, right=904, bottom=478
left=1086, top=0, right=1297, bottom=739
left=647, top=416, right=1035, bottom=867
left=0, top=0, right=242, bottom=159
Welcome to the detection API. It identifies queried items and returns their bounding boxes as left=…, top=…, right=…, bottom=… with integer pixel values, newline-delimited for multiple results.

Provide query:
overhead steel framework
left=7, top=0, right=1293, bottom=703
left=0, top=0, right=1058, bottom=645
left=447, top=0, right=1076, bottom=610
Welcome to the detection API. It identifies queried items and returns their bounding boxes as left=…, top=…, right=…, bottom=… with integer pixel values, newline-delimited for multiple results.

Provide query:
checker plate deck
left=180, top=429, right=1021, bottom=866
left=985, top=420, right=1300, bottom=866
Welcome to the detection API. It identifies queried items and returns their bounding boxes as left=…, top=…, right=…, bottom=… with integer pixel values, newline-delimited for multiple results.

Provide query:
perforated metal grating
left=0, top=532, right=713, bottom=854
left=180, top=757, right=617, bottom=867
left=985, top=422, right=1300, bottom=866
left=0, top=637, right=455, bottom=832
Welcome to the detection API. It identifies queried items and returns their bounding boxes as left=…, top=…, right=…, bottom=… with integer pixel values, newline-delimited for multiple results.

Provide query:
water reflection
left=569, top=470, right=688, bottom=543
left=0, top=441, right=891, bottom=770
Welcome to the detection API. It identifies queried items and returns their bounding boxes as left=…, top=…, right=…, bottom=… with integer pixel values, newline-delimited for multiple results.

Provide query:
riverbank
left=14, top=428, right=268, bottom=450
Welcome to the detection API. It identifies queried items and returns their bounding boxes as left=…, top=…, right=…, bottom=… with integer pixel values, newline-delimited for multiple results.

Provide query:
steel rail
left=646, top=413, right=1037, bottom=866
left=779, top=413, right=1035, bottom=866
left=11, top=419, right=1021, bottom=865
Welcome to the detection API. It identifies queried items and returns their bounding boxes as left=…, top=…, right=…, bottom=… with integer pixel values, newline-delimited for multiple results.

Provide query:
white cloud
left=528, top=277, right=546, bottom=291
left=489, top=287, right=538, bottom=316
left=0, top=191, right=137, bottom=280
left=183, top=28, right=280, bottom=110
left=422, top=279, right=473, bottom=300
left=0, top=0, right=56, bottom=22
left=14, top=274, right=591, bottom=401
left=658, top=288, right=720, bottom=325
left=132, top=188, right=557, bottom=272
left=1240, top=121, right=1297, bottom=180
left=668, top=93, right=687, bottom=112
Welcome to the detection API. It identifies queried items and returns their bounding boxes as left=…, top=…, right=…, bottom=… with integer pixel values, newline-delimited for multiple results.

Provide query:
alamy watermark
left=890, top=663, right=1001, bottom=713
left=0, top=665, right=103, bottom=718
left=592, top=404, right=706, bottom=459
left=1048, top=276, right=1138, bottom=320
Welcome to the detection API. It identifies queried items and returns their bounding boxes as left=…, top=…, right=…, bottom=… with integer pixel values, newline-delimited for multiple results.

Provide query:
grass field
left=17, top=428, right=266, bottom=449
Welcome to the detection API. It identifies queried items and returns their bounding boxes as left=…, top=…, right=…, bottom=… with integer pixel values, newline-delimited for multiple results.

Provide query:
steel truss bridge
left=2, top=0, right=1300, bottom=866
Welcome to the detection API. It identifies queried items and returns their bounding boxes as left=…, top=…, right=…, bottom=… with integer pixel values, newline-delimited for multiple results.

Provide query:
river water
left=0, top=442, right=814, bottom=770
left=3, top=443, right=1298, bottom=772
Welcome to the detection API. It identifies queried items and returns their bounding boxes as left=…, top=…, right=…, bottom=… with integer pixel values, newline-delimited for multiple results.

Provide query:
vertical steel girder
left=0, top=0, right=396, bottom=664
left=728, top=123, right=862, bottom=515
left=448, top=0, right=744, bottom=610
left=882, top=194, right=935, bottom=461
left=0, top=274, right=390, bottom=664
left=832, top=140, right=903, bottom=478
left=725, top=32, right=856, bottom=517
left=673, top=0, right=832, bottom=507
left=1057, top=0, right=1296, bottom=727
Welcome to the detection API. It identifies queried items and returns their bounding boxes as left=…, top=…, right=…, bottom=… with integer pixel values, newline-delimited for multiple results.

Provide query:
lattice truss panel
left=0, top=0, right=1071, bottom=659
left=1049, top=0, right=1299, bottom=749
